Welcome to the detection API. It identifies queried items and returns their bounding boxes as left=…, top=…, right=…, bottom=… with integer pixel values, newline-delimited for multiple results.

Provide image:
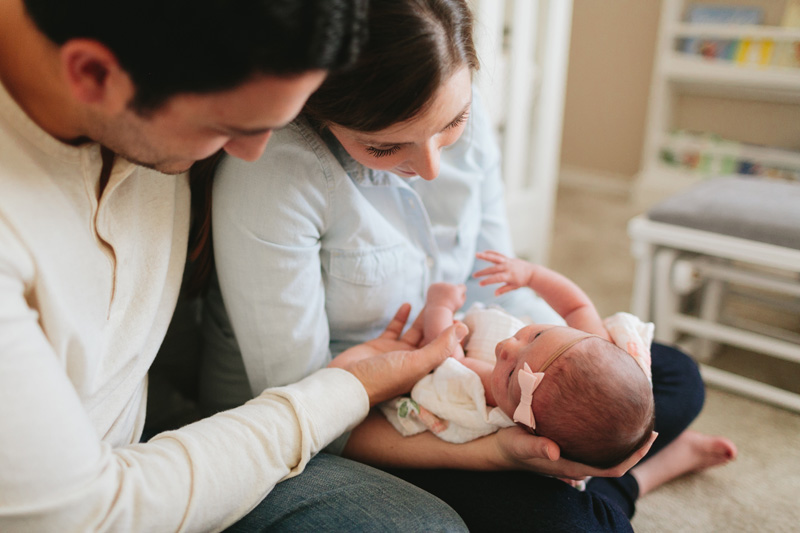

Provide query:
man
left=0, top=1, right=467, bottom=530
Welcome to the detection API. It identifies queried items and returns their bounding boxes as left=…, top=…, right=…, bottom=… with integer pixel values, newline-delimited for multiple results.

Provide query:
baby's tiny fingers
left=495, top=285, right=515, bottom=295
left=478, top=274, right=509, bottom=287
left=473, top=266, right=504, bottom=278
left=476, top=250, right=508, bottom=264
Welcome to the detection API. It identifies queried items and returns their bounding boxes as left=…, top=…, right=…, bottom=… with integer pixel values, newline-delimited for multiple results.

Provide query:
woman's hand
left=493, top=426, right=658, bottom=480
left=329, top=303, right=468, bottom=406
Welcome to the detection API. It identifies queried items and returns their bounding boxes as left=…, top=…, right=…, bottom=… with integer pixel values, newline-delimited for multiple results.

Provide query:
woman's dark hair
left=187, top=0, right=478, bottom=295
left=304, top=0, right=478, bottom=132
left=187, top=150, right=226, bottom=297
left=22, top=0, right=368, bottom=113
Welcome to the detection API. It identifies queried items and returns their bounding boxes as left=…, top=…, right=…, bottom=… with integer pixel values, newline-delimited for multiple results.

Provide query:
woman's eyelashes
left=365, top=145, right=401, bottom=158
left=364, top=110, right=469, bottom=158
left=446, top=111, right=469, bottom=130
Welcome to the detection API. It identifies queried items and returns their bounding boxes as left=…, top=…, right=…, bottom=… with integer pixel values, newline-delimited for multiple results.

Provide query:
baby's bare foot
left=632, top=430, right=737, bottom=496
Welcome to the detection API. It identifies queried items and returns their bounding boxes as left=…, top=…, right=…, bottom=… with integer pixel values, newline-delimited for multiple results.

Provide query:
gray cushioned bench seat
left=647, top=176, right=800, bottom=251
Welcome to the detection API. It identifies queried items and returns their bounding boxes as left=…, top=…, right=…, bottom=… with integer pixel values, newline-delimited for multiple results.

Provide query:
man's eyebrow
left=356, top=100, right=472, bottom=148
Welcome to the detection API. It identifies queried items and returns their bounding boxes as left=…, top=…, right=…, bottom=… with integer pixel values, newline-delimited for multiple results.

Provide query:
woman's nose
left=410, top=140, right=441, bottom=180
left=222, top=131, right=273, bottom=162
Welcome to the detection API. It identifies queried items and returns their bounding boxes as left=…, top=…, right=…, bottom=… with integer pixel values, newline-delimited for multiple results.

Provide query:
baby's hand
left=474, top=251, right=536, bottom=296
left=426, top=282, right=467, bottom=311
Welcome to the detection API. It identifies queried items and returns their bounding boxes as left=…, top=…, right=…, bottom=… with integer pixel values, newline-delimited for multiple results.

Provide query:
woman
left=198, top=0, right=734, bottom=530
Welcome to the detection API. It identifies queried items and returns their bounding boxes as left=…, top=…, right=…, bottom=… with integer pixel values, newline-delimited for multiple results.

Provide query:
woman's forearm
left=343, top=411, right=502, bottom=470
left=343, top=410, right=654, bottom=480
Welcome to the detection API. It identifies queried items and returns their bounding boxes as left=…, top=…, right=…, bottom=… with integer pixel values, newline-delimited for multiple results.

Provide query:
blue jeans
left=226, top=453, right=467, bottom=532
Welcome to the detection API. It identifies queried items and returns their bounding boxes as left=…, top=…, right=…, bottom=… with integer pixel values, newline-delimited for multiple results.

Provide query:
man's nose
left=222, top=131, right=273, bottom=162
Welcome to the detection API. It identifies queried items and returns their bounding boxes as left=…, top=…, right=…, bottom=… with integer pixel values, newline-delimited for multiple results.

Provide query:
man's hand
left=329, top=304, right=468, bottom=406
left=492, top=426, right=658, bottom=479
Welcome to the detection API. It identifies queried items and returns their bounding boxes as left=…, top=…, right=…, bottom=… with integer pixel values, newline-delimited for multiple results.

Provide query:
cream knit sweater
left=0, top=81, right=368, bottom=532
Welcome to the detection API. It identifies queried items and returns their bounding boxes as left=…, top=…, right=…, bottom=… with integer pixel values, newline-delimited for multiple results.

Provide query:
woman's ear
left=60, top=39, right=134, bottom=114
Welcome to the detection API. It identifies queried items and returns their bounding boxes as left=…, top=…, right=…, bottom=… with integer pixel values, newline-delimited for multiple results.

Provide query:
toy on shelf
left=681, top=4, right=763, bottom=63
left=659, top=130, right=800, bottom=182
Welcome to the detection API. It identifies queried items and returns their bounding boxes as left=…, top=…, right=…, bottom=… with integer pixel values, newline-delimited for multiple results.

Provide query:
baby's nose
left=495, top=340, right=509, bottom=360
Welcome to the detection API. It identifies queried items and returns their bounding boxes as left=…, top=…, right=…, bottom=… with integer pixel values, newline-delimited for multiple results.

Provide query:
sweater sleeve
left=0, top=221, right=368, bottom=531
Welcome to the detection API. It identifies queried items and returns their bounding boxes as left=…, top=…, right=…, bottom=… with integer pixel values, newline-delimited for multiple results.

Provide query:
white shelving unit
left=470, top=0, right=573, bottom=265
left=635, top=0, right=800, bottom=208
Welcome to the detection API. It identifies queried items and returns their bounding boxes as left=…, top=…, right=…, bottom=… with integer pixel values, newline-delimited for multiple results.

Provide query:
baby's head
left=491, top=325, right=654, bottom=468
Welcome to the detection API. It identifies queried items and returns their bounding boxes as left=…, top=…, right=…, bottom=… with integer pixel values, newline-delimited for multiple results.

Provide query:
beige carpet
left=549, top=182, right=800, bottom=532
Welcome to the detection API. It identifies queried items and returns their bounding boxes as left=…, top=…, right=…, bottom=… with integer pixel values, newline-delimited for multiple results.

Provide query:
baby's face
left=490, top=325, right=589, bottom=417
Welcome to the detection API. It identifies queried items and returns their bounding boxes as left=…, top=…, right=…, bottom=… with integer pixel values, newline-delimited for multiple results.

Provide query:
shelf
left=660, top=133, right=800, bottom=169
left=673, top=23, right=800, bottom=42
left=663, top=54, right=800, bottom=103
left=637, top=0, right=800, bottom=207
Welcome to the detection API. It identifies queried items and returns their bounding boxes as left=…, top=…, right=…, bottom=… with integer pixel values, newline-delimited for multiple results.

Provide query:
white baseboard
left=558, top=165, right=635, bottom=199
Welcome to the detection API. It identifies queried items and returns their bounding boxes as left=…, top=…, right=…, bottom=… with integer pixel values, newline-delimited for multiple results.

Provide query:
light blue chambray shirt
left=202, top=90, right=562, bottom=411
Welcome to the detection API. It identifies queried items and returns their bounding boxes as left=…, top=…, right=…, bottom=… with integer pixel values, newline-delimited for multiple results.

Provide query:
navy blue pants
left=384, top=343, right=705, bottom=532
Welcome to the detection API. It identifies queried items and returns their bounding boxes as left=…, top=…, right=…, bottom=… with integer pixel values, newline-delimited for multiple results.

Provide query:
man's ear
left=60, top=39, right=134, bottom=114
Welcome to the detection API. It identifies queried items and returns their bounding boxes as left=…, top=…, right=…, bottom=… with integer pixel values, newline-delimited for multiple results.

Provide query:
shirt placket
left=396, top=184, right=440, bottom=297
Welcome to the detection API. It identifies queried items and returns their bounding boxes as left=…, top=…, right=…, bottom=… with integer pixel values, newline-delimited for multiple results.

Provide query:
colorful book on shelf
left=735, top=38, right=775, bottom=66
left=682, top=4, right=763, bottom=61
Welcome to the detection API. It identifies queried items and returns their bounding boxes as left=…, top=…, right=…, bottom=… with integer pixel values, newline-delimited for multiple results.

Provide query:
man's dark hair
left=22, top=0, right=368, bottom=112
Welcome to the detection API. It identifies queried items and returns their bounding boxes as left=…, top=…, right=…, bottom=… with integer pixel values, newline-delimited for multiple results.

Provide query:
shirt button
left=426, top=256, right=435, bottom=268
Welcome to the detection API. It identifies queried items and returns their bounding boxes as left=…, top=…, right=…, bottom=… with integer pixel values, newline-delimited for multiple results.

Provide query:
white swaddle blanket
left=461, top=303, right=526, bottom=364
left=380, top=307, right=654, bottom=444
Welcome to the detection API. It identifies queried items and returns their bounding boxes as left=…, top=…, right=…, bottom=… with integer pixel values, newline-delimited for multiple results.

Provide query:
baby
left=382, top=251, right=655, bottom=469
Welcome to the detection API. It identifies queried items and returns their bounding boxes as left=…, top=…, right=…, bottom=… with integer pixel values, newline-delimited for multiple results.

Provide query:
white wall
left=560, top=0, right=660, bottom=181
left=560, top=0, right=800, bottom=184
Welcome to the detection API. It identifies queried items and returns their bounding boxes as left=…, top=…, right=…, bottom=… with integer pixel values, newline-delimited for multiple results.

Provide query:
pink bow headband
left=512, top=334, right=598, bottom=430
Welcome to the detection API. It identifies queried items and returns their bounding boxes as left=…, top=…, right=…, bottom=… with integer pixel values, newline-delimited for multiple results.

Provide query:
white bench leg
left=630, top=240, right=655, bottom=320
left=653, top=248, right=680, bottom=345
left=697, top=274, right=724, bottom=360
